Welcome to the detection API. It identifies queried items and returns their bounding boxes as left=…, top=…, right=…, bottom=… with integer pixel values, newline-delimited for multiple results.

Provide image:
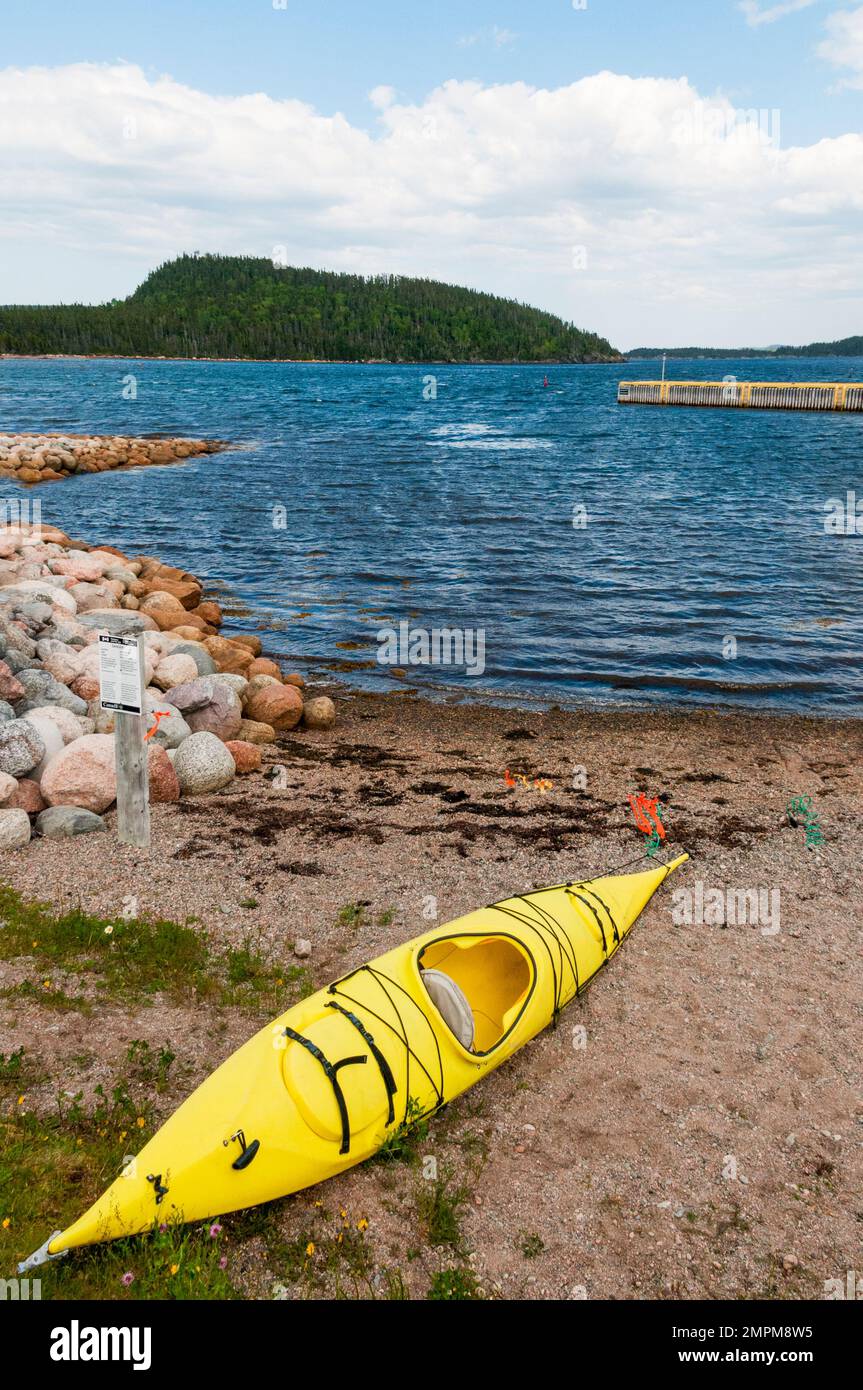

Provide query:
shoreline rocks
left=0, top=520, right=337, bottom=846
left=0, top=434, right=226, bottom=486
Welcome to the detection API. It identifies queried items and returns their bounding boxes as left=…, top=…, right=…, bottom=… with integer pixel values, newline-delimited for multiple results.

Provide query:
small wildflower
left=305, top=1242, right=315, bottom=1257
left=313, top=1199, right=323, bottom=1208
left=2, top=1218, right=10, bottom=1229
left=104, top=925, right=114, bottom=936
left=121, top=1272, right=134, bottom=1287
left=119, top=1131, right=127, bottom=1141
left=136, top=1117, right=145, bottom=1128
left=357, top=1218, right=369, bottom=1232
left=209, top=1223, right=222, bottom=1238
left=219, top=1256, right=227, bottom=1270
left=17, top=1095, right=24, bottom=1106
left=159, top=1223, right=168, bottom=1234
left=31, top=941, right=38, bottom=948
left=336, top=1233, right=343, bottom=1244
left=170, top=1263, right=179, bottom=1275
left=43, top=980, right=51, bottom=990
left=339, top=1208, right=347, bottom=1219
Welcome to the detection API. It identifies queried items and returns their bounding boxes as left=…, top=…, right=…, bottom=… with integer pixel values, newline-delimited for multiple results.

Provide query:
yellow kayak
left=21, top=853, right=687, bottom=1270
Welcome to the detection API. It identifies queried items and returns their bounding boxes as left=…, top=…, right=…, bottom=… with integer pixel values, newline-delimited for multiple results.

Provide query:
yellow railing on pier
left=617, top=380, right=863, bottom=411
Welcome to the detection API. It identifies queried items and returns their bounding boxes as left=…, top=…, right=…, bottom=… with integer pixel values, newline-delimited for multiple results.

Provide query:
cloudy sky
left=2, top=0, right=862, bottom=348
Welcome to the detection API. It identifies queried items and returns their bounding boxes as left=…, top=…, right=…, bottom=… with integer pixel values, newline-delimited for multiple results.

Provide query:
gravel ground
left=1, top=690, right=861, bottom=1300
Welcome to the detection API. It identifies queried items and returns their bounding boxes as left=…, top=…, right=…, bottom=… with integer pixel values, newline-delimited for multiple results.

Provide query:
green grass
left=521, top=1232, right=545, bottom=1259
left=427, top=1267, right=482, bottom=1300
left=373, top=1097, right=431, bottom=1165
left=416, top=1167, right=471, bottom=1250
left=0, top=882, right=211, bottom=1002
left=0, top=882, right=313, bottom=1012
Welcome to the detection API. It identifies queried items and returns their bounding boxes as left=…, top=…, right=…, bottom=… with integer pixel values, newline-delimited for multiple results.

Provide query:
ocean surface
left=2, top=356, right=861, bottom=716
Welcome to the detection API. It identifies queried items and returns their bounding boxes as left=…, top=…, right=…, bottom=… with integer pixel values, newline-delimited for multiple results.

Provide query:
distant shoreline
left=0, top=352, right=623, bottom=366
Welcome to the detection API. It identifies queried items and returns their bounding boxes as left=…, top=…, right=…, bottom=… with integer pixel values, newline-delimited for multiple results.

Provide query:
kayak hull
left=48, top=855, right=687, bottom=1255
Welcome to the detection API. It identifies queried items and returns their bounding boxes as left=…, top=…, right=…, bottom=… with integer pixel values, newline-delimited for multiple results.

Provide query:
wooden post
left=99, top=631, right=150, bottom=850
left=115, top=709, right=150, bottom=850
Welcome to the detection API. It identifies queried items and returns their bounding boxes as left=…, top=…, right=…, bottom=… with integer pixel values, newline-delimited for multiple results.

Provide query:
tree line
left=0, top=255, right=621, bottom=363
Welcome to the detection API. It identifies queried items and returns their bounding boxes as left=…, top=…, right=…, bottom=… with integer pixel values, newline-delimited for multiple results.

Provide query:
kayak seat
left=419, top=936, right=533, bottom=1053
left=421, top=969, right=475, bottom=1052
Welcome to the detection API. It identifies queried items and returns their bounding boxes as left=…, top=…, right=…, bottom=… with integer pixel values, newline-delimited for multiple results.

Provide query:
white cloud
left=739, top=0, right=819, bottom=27
left=818, top=4, right=863, bottom=86
left=0, top=62, right=862, bottom=345
left=368, top=85, right=397, bottom=110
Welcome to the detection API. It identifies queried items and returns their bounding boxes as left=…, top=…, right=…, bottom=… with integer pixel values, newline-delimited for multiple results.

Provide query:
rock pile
left=0, top=522, right=336, bottom=847
left=0, top=434, right=225, bottom=485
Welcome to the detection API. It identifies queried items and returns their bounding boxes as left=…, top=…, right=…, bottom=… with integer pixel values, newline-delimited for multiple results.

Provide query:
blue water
left=1, top=356, right=861, bottom=715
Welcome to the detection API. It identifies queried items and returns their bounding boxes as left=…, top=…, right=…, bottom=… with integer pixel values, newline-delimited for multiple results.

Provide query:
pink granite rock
left=40, top=733, right=117, bottom=813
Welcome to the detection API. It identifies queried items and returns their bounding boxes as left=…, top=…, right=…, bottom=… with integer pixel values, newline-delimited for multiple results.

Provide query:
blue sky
left=4, top=0, right=856, bottom=141
left=2, top=0, right=862, bottom=346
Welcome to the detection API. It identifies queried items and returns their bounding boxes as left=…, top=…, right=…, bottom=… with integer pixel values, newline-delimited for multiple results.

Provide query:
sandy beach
left=2, top=688, right=860, bottom=1299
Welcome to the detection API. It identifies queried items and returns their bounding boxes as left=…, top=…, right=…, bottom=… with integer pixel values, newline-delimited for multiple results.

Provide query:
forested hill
left=627, top=336, right=863, bottom=359
left=0, top=255, right=620, bottom=363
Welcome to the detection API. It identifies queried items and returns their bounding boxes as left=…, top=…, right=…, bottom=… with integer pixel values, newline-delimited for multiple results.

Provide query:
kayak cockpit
left=418, top=934, right=534, bottom=1054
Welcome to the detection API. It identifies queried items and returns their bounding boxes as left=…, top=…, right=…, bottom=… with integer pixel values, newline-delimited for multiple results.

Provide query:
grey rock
left=2, top=650, right=37, bottom=674
left=173, top=730, right=236, bottom=795
left=0, top=700, right=14, bottom=723
left=36, top=805, right=107, bottom=839
left=14, top=670, right=88, bottom=715
left=0, top=718, right=46, bottom=777
left=0, top=808, right=31, bottom=849
left=77, top=611, right=150, bottom=635
left=165, top=677, right=215, bottom=714
left=170, top=641, right=217, bottom=677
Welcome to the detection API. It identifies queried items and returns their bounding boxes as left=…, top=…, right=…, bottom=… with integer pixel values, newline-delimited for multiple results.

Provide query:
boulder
left=211, top=673, right=248, bottom=699
left=68, top=582, right=119, bottom=612
left=224, top=740, right=262, bottom=774
left=246, top=657, right=283, bottom=681
left=147, top=743, right=180, bottom=803
left=237, top=718, right=276, bottom=745
left=173, top=731, right=236, bottom=795
left=139, top=590, right=185, bottom=618
left=244, top=682, right=304, bottom=731
left=40, top=733, right=117, bottom=813
left=231, top=634, right=263, bottom=656
left=0, top=581, right=77, bottom=613
left=0, top=807, right=31, bottom=849
left=0, top=699, right=15, bottom=723
left=284, top=673, right=305, bottom=688
left=14, top=669, right=88, bottom=715
left=0, top=719, right=46, bottom=777
left=20, top=710, right=66, bottom=781
left=152, top=653, right=200, bottom=691
left=203, top=636, right=254, bottom=675
left=164, top=677, right=215, bottom=714
left=6, top=778, right=46, bottom=814
left=169, top=641, right=217, bottom=677
left=35, top=638, right=82, bottom=685
left=185, top=683, right=242, bottom=741
left=77, top=610, right=158, bottom=635
left=0, top=770, right=17, bottom=803
left=36, top=805, right=106, bottom=838
left=24, top=705, right=87, bottom=743
left=303, top=696, right=336, bottom=730
left=0, top=659, right=25, bottom=702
